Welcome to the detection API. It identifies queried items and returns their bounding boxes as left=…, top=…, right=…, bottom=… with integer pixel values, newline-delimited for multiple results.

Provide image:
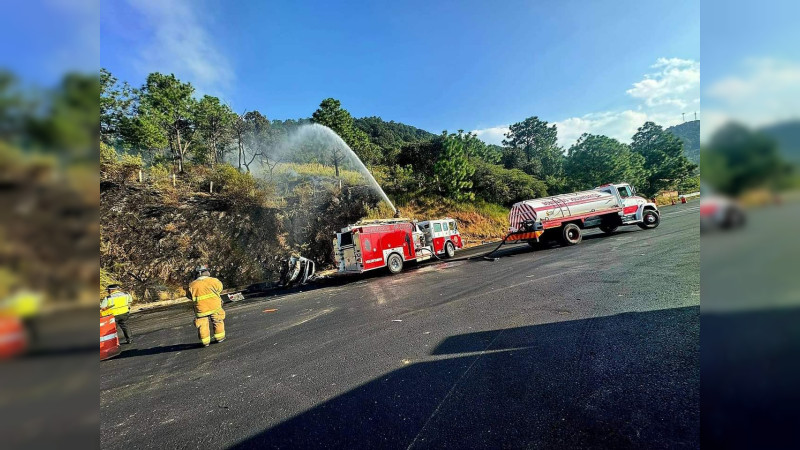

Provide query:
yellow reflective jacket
left=188, top=276, right=223, bottom=318
left=101, top=291, right=131, bottom=317
left=1, top=291, right=42, bottom=318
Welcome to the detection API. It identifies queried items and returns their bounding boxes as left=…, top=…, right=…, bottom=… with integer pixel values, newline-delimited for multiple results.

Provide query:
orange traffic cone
left=100, top=316, right=121, bottom=361
left=0, top=316, right=28, bottom=359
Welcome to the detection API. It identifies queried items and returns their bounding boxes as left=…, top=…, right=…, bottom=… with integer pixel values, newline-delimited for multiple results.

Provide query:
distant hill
left=761, top=120, right=800, bottom=164
left=666, top=120, right=700, bottom=164
left=354, top=116, right=437, bottom=152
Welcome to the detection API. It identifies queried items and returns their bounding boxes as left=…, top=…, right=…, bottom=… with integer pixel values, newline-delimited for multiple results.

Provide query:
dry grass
left=273, top=163, right=366, bottom=186
left=738, top=188, right=780, bottom=207
left=367, top=197, right=510, bottom=247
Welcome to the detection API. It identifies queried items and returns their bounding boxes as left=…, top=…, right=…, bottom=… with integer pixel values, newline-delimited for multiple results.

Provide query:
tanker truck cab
left=595, top=183, right=660, bottom=227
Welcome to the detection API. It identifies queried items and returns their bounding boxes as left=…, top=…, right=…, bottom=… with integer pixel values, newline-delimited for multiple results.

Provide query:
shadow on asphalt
left=702, top=307, right=800, bottom=449
left=474, top=228, right=642, bottom=261
left=115, top=343, right=201, bottom=359
left=230, top=306, right=699, bottom=449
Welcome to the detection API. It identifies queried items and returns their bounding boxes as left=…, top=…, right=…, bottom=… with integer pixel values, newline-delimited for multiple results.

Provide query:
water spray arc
left=294, top=124, right=396, bottom=214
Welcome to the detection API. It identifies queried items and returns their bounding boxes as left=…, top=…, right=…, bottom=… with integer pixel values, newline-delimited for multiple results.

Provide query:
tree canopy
left=99, top=67, right=703, bottom=205
left=564, top=134, right=646, bottom=191
left=502, top=116, right=564, bottom=180
left=701, top=122, right=793, bottom=195
left=630, top=121, right=696, bottom=195
left=434, top=132, right=475, bottom=200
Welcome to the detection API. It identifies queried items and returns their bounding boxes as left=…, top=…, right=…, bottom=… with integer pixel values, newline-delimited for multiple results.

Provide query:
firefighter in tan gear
left=188, top=265, right=226, bottom=347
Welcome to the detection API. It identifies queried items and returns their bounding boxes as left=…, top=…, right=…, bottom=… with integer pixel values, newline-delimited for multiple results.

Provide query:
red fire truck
left=334, top=218, right=462, bottom=274
left=418, top=218, right=463, bottom=258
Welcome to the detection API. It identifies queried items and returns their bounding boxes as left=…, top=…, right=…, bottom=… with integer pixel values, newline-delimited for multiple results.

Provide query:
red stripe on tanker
left=509, top=183, right=658, bottom=233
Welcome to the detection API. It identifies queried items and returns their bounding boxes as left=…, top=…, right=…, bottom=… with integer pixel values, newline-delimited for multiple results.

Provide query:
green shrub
left=100, top=142, right=116, bottom=169
left=374, top=164, right=422, bottom=198
left=118, top=153, right=144, bottom=180
left=100, top=142, right=143, bottom=182
left=149, top=163, right=172, bottom=189
left=472, top=162, right=548, bottom=205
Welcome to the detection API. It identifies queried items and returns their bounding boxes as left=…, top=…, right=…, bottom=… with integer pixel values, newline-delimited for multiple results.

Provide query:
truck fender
left=636, top=203, right=659, bottom=221
left=382, top=247, right=406, bottom=265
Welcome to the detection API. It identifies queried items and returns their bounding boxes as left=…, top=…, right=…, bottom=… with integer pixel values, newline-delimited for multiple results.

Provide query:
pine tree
left=434, top=133, right=475, bottom=200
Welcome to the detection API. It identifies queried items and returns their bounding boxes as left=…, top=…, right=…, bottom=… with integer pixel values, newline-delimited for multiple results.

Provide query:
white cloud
left=703, top=58, right=800, bottom=141
left=473, top=57, right=700, bottom=149
left=626, top=57, right=700, bottom=109
left=124, top=0, right=233, bottom=97
left=554, top=110, right=648, bottom=148
left=472, top=126, right=510, bottom=146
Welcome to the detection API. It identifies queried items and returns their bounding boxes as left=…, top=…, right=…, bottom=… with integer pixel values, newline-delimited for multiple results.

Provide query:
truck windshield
left=617, top=187, right=631, bottom=198
left=339, top=232, right=353, bottom=247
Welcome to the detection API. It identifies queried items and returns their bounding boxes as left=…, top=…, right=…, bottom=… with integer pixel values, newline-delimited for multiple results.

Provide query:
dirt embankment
left=100, top=175, right=379, bottom=304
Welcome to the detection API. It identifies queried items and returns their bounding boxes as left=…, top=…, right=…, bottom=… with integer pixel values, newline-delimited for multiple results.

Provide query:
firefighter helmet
left=106, top=284, right=121, bottom=291
left=195, top=265, right=211, bottom=275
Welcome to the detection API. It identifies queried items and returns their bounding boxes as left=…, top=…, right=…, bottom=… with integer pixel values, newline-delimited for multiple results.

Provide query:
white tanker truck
left=508, top=182, right=659, bottom=246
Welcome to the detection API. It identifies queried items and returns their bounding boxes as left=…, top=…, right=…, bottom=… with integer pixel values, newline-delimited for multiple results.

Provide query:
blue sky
left=98, top=0, right=700, bottom=147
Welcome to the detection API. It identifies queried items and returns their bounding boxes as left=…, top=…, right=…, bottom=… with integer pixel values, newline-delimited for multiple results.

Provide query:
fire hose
left=466, top=231, right=516, bottom=261
left=464, top=219, right=540, bottom=261
left=415, top=229, right=521, bottom=264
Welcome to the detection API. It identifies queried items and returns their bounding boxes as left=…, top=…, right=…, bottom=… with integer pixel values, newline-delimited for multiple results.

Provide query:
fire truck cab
left=417, top=218, right=463, bottom=258
left=334, top=217, right=462, bottom=275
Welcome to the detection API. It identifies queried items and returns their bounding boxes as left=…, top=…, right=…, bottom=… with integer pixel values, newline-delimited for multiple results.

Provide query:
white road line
left=661, top=207, right=700, bottom=217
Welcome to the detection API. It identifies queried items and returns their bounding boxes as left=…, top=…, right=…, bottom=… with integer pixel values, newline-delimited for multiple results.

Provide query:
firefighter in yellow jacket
left=188, top=265, right=225, bottom=347
left=101, top=284, right=133, bottom=344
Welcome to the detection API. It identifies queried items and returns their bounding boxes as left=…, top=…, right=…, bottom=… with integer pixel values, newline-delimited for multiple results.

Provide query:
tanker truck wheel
left=387, top=253, right=404, bottom=274
left=444, top=241, right=456, bottom=258
left=638, top=210, right=660, bottom=229
left=561, top=223, right=582, bottom=245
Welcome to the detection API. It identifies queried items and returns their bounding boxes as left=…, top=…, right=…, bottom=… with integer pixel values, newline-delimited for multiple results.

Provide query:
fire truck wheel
left=599, top=224, right=618, bottom=234
left=638, top=210, right=660, bottom=229
left=562, top=223, right=582, bottom=245
left=387, top=253, right=404, bottom=274
left=444, top=241, right=456, bottom=258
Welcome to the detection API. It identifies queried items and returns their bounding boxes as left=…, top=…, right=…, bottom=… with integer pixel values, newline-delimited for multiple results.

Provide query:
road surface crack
left=406, top=327, right=509, bottom=449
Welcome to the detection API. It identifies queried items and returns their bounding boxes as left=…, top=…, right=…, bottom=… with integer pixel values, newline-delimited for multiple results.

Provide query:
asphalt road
left=100, top=203, right=700, bottom=449
left=701, top=200, right=800, bottom=448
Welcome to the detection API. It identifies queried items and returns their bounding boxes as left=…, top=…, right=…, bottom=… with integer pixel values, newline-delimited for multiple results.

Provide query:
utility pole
left=694, top=111, right=697, bottom=121
left=682, top=112, right=685, bottom=122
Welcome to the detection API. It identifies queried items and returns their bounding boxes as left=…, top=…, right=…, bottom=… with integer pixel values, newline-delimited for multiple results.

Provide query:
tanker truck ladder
left=553, top=196, right=572, bottom=219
